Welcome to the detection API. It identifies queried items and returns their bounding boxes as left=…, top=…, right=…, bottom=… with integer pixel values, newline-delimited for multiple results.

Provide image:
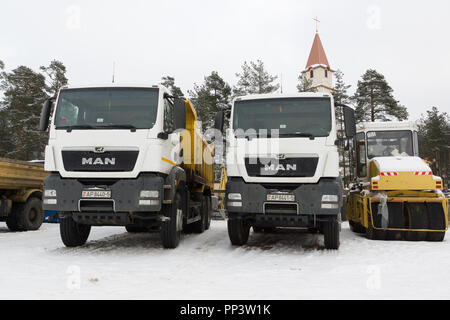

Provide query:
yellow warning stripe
left=162, top=157, right=176, bottom=166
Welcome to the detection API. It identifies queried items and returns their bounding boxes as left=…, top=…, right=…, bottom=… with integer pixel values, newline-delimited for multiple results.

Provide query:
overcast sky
left=1, top=0, right=449, bottom=121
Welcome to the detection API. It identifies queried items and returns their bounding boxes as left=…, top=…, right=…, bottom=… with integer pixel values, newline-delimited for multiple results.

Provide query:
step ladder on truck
left=0, top=158, right=48, bottom=231
left=40, top=84, right=217, bottom=248
left=346, top=122, right=448, bottom=241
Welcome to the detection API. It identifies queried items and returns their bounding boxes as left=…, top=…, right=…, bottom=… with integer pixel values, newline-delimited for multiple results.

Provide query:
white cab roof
left=357, top=121, right=418, bottom=133
left=61, top=83, right=167, bottom=90
left=234, top=92, right=332, bottom=103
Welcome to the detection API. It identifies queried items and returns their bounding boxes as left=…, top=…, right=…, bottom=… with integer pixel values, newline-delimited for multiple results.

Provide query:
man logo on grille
left=264, top=164, right=297, bottom=171
left=82, top=158, right=116, bottom=166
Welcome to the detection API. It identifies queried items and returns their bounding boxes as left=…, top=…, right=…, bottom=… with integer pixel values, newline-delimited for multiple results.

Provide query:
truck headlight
left=322, top=203, right=339, bottom=209
left=227, top=202, right=243, bottom=208
left=228, top=193, right=242, bottom=201
left=139, top=200, right=160, bottom=206
left=44, top=199, right=57, bottom=205
left=44, top=190, right=57, bottom=198
left=322, top=195, right=339, bottom=202
left=140, top=191, right=159, bottom=198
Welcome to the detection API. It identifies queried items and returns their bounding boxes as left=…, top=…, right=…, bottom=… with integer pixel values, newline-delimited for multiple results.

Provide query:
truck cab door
left=161, top=97, right=183, bottom=167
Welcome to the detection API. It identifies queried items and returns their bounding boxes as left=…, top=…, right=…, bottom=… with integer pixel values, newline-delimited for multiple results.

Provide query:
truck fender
left=164, top=166, right=187, bottom=202
left=10, top=189, right=42, bottom=203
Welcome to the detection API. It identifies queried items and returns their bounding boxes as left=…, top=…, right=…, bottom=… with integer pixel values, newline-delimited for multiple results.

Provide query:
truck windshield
left=233, top=98, right=332, bottom=137
left=54, top=88, right=159, bottom=130
left=367, top=130, right=413, bottom=159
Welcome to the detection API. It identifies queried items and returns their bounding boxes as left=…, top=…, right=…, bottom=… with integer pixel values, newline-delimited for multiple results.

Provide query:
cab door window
left=356, top=132, right=367, bottom=178
left=164, top=98, right=175, bottom=133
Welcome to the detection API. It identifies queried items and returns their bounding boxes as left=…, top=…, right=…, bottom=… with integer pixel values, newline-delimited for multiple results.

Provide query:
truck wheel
left=323, top=217, right=340, bottom=250
left=6, top=208, right=21, bottom=232
left=205, top=195, right=212, bottom=230
left=125, top=226, right=148, bottom=233
left=192, top=196, right=208, bottom=234
left=60, top=216, right=91, bottom=247
left=228, top=218, right=250, bottom=246
left=161, top=191, right=183, bottom=249
left=16, top=197, right=44, bottom=231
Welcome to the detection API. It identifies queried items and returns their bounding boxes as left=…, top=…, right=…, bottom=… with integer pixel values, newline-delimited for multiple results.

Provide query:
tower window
left=325, top=70, right=328, bottom=78
left=310, top=70, right=314, bottom=78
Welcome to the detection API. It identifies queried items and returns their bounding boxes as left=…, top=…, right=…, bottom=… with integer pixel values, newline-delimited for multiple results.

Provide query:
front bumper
left=226, top=178, right=343, bottom=218
left=43, top=173, right=164, bottom=213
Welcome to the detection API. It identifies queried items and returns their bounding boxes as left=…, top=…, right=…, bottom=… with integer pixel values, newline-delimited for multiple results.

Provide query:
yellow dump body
left=0, top=158, right=48, bottom=190
left=181, top=100, right=215, bottom=190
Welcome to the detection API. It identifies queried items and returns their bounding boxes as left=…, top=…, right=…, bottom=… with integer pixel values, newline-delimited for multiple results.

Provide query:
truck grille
left=62, top=151, right=139, bottom=172
left=245, top=157, right=318, bottom=178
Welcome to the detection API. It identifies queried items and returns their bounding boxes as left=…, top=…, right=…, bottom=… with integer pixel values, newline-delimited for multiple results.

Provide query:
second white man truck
left=216, top=93, right=356, bottom=250
left=40, top=84, right=216, bottom=249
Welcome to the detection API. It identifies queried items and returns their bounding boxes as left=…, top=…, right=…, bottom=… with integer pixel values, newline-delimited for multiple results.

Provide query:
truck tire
left=60, top=216, right=91, bottom=247
left=323, top=217, right=340, bottom=250
left=205, top=195, right=212, bottom=231
left=16, top=197, right=44, bottom=231
left=161, top=191, right=183, bottom=249
left=6, top=208, right=21, bottom=232
left=228, top=218, right=250, bottom=246
left=192, top=196, right=208, bottom=234
left=125, top=226, right=148, bottom=233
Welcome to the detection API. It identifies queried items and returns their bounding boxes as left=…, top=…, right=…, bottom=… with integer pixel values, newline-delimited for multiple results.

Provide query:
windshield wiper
left=102, top=125, right=137, bottom=132
left=279, top=133, right=316, bottom=140
left=59, top=125, right=138, bottom=132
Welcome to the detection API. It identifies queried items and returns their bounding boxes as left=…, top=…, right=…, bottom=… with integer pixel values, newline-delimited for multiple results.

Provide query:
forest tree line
left=0, top=58, right=448, bottom=184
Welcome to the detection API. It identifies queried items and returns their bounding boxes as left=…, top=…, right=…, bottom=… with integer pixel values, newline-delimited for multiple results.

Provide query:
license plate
left=267, top=194, right=295, bottom=202
left=82, top=190, right=112, bottom=199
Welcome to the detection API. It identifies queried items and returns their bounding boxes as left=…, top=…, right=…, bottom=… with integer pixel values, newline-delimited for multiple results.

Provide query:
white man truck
left=40, top=84, right=215, bottom=249
left=216, top=93, right=356, bottom=250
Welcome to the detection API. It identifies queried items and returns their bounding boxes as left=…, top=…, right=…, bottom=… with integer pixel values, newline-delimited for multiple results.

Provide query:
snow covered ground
left=1, top=220, right=450, bottom=300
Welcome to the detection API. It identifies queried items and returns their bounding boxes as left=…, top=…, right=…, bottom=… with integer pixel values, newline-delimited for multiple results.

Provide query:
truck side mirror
left=341, top=105, right=356, bottom=138
left=214, top=111, right=224, bottom=133
left=173, top=98, right=187, bottom=130
left=39, top=98, right=54, bottom=132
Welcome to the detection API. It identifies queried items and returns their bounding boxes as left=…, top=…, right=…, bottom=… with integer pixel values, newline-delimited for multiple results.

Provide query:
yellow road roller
left=346, top=122, right=447, bottom=241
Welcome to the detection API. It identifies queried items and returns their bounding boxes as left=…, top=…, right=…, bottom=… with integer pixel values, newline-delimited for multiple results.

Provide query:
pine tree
left=189, top=71, right=231, bottom=131
left=161, top=76, right=185, bottom=98
left=297, top=73, right=317, bottom=93
left=332, top=70, right=352, bottom=185
left=234, top=60, right=279, bottom=96
left=0, top=66, right=49, bottom=160
left=418, top=107, right=450, bottom=183
left=40, top=60, right=68, bottom=96
left=352, top=69, right=408, bottom=123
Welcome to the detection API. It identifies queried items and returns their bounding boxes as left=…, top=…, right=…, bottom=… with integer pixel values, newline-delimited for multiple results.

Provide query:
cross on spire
left=313, top=16, right=320, bottom=33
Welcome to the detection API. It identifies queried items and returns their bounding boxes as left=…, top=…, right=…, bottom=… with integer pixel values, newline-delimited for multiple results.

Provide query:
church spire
left=305, top=32, right=330, bottom=69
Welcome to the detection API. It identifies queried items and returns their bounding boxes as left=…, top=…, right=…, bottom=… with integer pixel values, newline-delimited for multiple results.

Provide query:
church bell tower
left=302, top=19, right=334, bottom=93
